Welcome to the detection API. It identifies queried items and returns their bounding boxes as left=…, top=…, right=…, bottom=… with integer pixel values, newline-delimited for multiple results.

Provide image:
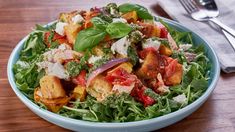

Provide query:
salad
left=13, top=3, right=210, bottom=122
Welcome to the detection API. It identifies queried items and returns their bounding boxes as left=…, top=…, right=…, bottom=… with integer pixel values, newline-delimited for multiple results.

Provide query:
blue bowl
left=7, top=17, right=220, bottom=131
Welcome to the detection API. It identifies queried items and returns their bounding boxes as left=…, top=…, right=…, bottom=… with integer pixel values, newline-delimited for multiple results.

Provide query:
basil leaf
left=118, top=3, right=153, bottom=20
left=91, top=17, right=109, bottom=30
left=74, top=28, right=106, bottom=51
left=106, top=22, right=132, bottom=39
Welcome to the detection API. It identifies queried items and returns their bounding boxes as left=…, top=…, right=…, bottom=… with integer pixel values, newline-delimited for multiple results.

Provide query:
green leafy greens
left=118, top=3, right=153, bottom=20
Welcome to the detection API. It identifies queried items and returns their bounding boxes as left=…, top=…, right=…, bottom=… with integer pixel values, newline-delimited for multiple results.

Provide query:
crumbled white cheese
left=112, top=83, right=135, bottom=94
left=72, top=14, right=84, bottom=24
left=179, top=44, right=192, bottom=51
left=37, top=61, right=69, bottom=79
left=142, top=38, right=161, bottom=50
left=111, top=36, right=130, bottom=56
left=16, top=61, right=29, bottom=68
left=43, top=46, right=79, bottom=63
left=139, top=58, right=144, bottom=63
left=173, top=94, right=187, bottom=104
left=47, top=62, right=69, bottom=79
left=58, top=43, right=72, bottom=50
left=167, top=33, right=178, bottom=50
left=112, top=18, right=127, bottom=23
left=156, top=73, right=169, bottom=93
left=88, top=55, right=102, bottom=64
left=55, top=22, right=68, bottom=36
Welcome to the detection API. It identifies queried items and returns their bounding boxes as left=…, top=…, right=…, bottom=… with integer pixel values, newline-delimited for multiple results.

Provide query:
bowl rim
left=7, top=16, right=220, bottom=128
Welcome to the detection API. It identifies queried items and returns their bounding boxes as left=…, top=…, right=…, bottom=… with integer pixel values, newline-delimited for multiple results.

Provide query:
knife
left=151, top=3, right=235, bottom=51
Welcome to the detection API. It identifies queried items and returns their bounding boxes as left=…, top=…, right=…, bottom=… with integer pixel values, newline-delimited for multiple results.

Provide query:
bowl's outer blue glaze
left=7, top=17, right=220, bottom=132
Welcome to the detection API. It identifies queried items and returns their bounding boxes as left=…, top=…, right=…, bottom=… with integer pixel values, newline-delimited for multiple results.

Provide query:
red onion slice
left=86, top=58, right=129, bottom=87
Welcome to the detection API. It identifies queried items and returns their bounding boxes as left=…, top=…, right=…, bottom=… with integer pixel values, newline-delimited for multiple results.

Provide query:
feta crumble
left=72, top=14, right=84, bottom=24
left=173, top=94, right=187, bottom=104
left=88, top=55, right=102, bottom=64
left=112, top=83, right=135, bottom=94
left=111, top=36, right=130, bottom=56
left=112, top=18, right=127, bottom=23
left=142, top=38, right=161, bottom=50
left=55, top=22, right=68, bottom=36
left=37, top=61, right=69, bottom=79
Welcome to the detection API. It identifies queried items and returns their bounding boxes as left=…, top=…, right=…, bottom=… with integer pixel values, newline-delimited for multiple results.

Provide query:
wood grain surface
left=0, top=0, right=235, bottom=131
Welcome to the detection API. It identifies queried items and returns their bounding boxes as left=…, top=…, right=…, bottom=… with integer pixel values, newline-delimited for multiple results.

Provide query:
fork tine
left=179, top=0, right=198, bottom=13
left=179, top=0, right=194, bottom=13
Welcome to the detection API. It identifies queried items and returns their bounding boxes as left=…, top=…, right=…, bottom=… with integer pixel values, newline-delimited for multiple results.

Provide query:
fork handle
left=210, top=18, right=235, bottom=37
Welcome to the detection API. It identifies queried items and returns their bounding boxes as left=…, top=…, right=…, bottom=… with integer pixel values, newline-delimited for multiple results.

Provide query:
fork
left=179, top=0, right=235, bottom=38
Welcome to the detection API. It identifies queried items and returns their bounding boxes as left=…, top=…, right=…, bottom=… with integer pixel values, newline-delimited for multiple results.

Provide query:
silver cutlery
left=179, top=0, right=235, bottom=37
left=179, top=0, right=235, bottom=50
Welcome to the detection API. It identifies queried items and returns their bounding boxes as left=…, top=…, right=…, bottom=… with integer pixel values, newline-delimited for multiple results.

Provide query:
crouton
left=39, top=75, right=66, bottom=99
left=108, top=62, right=133, bottom=74
left=40, top=96, right=69, bottom=112
left=59, top=11, right=78, bottom=23
left=137, top=51, right=160, bottom=79
left=64, top=24, right=82, bottom=44
left=159, top=45, right=172, bottom=56
left=73, top=85, right=87, bottom=101
left=34, top=87, right=69, bottom=112
left=86, top=75, right=112, bottom=101
left=165, top=63, right=183, bottom=85
left=138, top=22, right=161, bottom=38
left=122, top=11, right=138, bottom=23
left=92, top=45, right=104, bottom=56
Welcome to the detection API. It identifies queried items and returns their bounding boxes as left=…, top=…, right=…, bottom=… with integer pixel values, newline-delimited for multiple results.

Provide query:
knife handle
left=222, top=29, right=235, bottom=51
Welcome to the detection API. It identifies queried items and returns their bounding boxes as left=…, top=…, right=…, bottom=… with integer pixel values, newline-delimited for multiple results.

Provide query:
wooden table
left=1, top=0, right=235, bottom=131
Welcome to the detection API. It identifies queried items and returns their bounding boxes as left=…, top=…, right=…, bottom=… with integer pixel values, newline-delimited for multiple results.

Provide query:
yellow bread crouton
left=86, top=75, right=112, bottom=101
left=39, top=75, right=66, bottom=99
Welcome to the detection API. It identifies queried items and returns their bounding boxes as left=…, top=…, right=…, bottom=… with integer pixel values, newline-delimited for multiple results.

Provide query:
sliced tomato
left=138, top=47, right=157, bottom=59
left=44, top=31, right=67, bottom=47
left=105, top=68, right=136, bottom=86
left=159, top=25, right=168, bottom=38
left=72, top=70, right=87, bottom=86
left=164, top=56, right=178, bottom=78
left=130, top=86, right=155, bottom=107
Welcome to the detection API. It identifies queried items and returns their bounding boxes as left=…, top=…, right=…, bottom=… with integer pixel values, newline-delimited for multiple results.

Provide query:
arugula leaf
left=106, top=22, right=132, bottom=38
left=91, top=17, right=109, bottom=30
left=74, top=28, right=107, bottom=51
left=35, top=23, right=56, bottom=31
left=118, top=3, right=153, bottom=19
left=59, top=93, right=147, bottom=122
left=191, top=78, right=208, bottom=91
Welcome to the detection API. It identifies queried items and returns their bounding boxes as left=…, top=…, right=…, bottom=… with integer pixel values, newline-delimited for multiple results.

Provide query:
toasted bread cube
left=86, top=75, right=112, bottom=101
left=108, top=62, right=133, bottom=74
left=73, top=85, right=87, bottom=101
left=64, top=24, right=82, bottom=44
left=137, top=51, right=159, bottom=79
left=122, top=11, right=138, bottom=23
left=92, top=45, right=104, bottom=56
left=39, top=75, right=66, bottom=99
left=34, top=87, right=69, bottom=112
left=59, top=11, right=78, bottom=23
left=34, top=87, right=41, bottom=102
left=41, top=97, right=69, bottom=112
left=165, top=63, right=183, bottom=85
left=159, top=45, right=172, bottom=56
left=138, top=22, right=161, bottom=38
